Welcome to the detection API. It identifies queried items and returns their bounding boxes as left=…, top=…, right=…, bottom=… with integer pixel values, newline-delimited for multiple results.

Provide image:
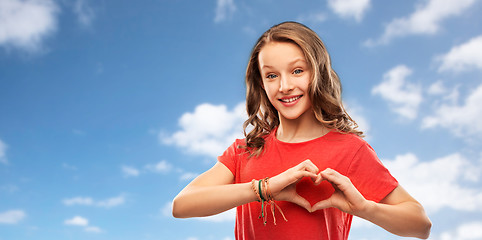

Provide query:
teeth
left=280, top=95, right=302, bottom=103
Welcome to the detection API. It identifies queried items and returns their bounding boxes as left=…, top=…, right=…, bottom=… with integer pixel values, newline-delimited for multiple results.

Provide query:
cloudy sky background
left=1, top=0, right=482, bottom=239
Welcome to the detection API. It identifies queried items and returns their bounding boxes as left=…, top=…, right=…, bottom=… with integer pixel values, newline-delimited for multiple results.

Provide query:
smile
left=279, top=95, right=302, bottom=103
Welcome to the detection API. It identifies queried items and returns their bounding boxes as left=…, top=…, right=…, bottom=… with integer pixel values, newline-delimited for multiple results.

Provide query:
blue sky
left=1, top=0, right=482, bottom=239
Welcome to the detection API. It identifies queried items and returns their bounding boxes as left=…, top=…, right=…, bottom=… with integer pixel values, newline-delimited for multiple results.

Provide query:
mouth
left=279, top=95, right=303, bottom=103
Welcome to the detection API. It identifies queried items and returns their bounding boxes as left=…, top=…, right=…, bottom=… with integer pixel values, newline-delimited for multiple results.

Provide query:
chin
left=278, top=111, right=308, bottom=121
left=281, top=114, right=303, bottom=120
left=277, top=108, right=314, bottom=122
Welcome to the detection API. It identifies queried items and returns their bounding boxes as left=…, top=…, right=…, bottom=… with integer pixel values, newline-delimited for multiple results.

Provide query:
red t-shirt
left=218, top=129, right=398, bottom=240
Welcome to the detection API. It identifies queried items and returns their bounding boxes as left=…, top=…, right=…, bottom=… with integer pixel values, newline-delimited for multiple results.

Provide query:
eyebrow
left=260, top=58, right=307, bottom=70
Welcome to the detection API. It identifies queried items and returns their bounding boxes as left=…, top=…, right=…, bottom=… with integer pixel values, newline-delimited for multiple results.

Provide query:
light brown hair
left=243, top=21, right=362, bottom=156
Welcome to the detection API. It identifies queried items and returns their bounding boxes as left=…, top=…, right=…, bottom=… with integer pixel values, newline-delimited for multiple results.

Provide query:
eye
left=293, top=69, right=303, bottom=74
left=266, top=74, right=278, bottom=79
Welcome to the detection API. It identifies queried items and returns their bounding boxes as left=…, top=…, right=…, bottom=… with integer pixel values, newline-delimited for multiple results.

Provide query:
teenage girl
left=172, top=21, right=431, bottom=240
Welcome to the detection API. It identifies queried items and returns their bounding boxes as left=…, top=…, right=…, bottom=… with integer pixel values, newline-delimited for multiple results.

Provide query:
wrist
left=250, top=179, right=261, bottom=202
left=357, top=200, right=377, bottom=220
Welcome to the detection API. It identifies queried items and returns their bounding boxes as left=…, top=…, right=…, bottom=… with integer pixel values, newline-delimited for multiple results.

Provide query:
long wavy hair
left=243, top=21, right=363, bottom=157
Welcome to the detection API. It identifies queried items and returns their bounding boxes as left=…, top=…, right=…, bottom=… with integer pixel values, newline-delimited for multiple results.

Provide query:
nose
left=279, top=75, right=294, bottom=93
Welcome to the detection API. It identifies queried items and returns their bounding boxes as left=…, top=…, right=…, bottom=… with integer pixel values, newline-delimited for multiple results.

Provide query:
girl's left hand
left=311, top=168, right=371, bottom=216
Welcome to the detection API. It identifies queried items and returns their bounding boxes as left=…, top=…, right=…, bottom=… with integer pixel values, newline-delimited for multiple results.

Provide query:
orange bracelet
left=251, top=177, right=288, bottom=225
left=251, top=179, right=262, bottom=202
left=264, top=177, right=288, bottom=225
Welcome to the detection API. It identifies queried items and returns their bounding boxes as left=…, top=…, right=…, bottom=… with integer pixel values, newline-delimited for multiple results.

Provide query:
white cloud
left=145, top=160, right=172, bottom=174
left=0, top=210, right=25, bottom=224
left=161, top=102, right=246, bottom=158
left=327, top=0, right=370, bottom=22
left=372, top=65, right=422, bottom=120
left=0, top=0, right=59, bottom=52
left=422, top=84, right=482, bottom=138
left=121, top=165, right=140, bottom=177
left=440, top=221, right=482, bottom=240
left=122, top=161, right=196, bottom=180
left=84, top=226, right=103, bottom=233
left=436, top=35, right=482, bottom=73
left=427, top=81, right=459, bottom=106
left=64, top=216, right=103, bottom=233
left=297, top=12, right=327, bottom=24
left=427, top=80, right=447, bottom=95
left=73, top=0, right=95, bottom=27
left=384, top=152, right=482, bottom=213
left=96, top=195, right=125, bottom=208
left=63, top=197, right=94, bottom=206
left=0, top=139, right=8, bottom=164
left=365, top=0, right=477, bottom=46
left=62, top=195, right=125, bottom=208
left=64, top=216, right=88, bottom=226
left=214, top=0, right=236, bottom=23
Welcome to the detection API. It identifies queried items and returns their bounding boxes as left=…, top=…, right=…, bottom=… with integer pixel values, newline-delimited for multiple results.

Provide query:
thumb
left=311, top=199, right=333, bottom=212
left=313, top=173, right=323, bottom=185
left=288, top=194, right=313, bottom=213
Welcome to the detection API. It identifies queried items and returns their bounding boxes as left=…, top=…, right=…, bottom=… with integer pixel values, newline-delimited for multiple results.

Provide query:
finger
left=320, top=168, right=338, bottom=177
left=293, top=170, right=319, bottom=180
left=320, top=169, right=364, bottom=205
left=313, top=173, right=323, bottom=185
left=289, top=194, right=312, bottom=213
left=296, top=159, right=319, bottom=174
left=303, top=159, right=320, bottom=173
left=320, top=168, right=347, bottom=186
left=311, top=199, right=333, bottom=212
left=297, top=160, right=320, bottom=183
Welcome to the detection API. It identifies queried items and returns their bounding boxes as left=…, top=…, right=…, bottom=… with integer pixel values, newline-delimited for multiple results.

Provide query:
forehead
left=258, top=41, right=307, bottom=68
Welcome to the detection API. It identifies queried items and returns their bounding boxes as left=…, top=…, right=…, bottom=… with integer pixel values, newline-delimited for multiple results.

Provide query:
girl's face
left=258, top=41, right=313, bottom=121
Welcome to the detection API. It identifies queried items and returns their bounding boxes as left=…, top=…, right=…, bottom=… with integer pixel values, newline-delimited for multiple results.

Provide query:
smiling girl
left=172, top=21, right=431, bottom=240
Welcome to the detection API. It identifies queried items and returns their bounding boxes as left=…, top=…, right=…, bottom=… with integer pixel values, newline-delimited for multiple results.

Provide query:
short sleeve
left=347, top=143, right=398, bottom=203
left=217, top=140, right=239, bottom=177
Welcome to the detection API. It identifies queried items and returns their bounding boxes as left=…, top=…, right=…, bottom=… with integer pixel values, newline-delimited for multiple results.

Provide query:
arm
left=363, top=185, right=432, bottom=239
left=311, top=168, right=431, bottom=239
left=172, top=162, right=254, bottom=218
left=172, top=160, right=320, bottom=218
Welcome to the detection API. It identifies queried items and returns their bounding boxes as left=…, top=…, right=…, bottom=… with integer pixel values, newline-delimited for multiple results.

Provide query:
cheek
left=301, top=76, right=312, bottom=91
left=264, top=89, right=276, bottom=104
left=263, top=83, right=277, bottom=99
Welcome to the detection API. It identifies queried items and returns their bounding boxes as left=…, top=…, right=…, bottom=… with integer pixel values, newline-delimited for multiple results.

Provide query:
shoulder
left=233, top=138, right=246, bottom=146
left=233, top=130, right=274, bottom=153
left=223, top=138, right=247, bottom=155
left=233, top=138, right=247, bottom=152
left=325, top=130, right=368, bottom=148
left=218, top=138, right=247, bottom=176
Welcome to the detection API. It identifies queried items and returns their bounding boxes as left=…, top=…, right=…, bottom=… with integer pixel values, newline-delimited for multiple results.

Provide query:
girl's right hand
left=268, top=159, right=322, bottom=212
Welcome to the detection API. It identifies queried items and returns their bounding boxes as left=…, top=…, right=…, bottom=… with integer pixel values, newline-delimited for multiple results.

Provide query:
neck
left=276, top=110, right=328, bottom=143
